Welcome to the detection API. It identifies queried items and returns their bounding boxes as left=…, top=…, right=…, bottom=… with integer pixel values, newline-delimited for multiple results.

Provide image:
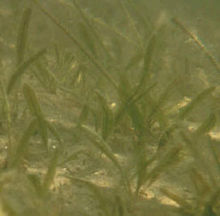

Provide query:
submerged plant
left=0, top=0, right=219, bottom=216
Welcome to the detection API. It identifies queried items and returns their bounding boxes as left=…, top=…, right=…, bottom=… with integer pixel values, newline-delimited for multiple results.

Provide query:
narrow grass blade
left=124, top=98, right=146, bottom=134
left=178, top=87, right=216, bottom=120
left=10, top=119, right=38, bottom=168
left=91, top=108, right=102, bottom=132
left=28, top=174, right=43, bottom=197
left=135, top=155, right=157, bottom=195
left=95, top=91, right=114, bottom=140
left=157, top=125, right=177, bottom=151
left=81, top=125, right=120, bottom=170
left=114, top=74, right=131, bottom=124
left=115, top=74, right=146, bottom=134
left=195, top=113, right=216, bottom=136
left=115, top=81, right=156, bottom=126
left=77, top=104, right=89, bottom=126
left=117, top=0, right=143, bottom=48
left=58, top=149, right=86, bottom=166
left=125, top=0, right=153, bottom=31
left=33, top=62, right=57, bottom=94
left=23, top=84, right=42, bottom=117
left=42, top=148, right=59, bottom=195
left=71, top=0, right=113, bottom=60
left=180, top=132, right=218, bottom=188
left=190, top=168, right=211, bottom=197
left=46, top=120, right=62, bottom=145
left=32, top=0, right=118, bottom=90
left=78, top=21, right=97, bottom=56
left=125, top=53, right=143, bottom=72
left=125, top=100, right=145, bottom=134
left=146, top=146, right=181, bottom=188
left=172, top=18, right=220, bottom=73
left=0, top=81, right=13, bottom=162
left=138, top=34, right=156, bottom=90
left=16, top=8, right=32, bottom=65
left=147, top=78, right=179, bottom=122
left=131, top=83, right=157, bottom=106
left=117, top=72, right=132, bottom=99
left=7, top=48, right=46, bottom=94
left=81, top=125, right=131, bottom=193
left=209, top=141, right=220, bottom=175
left=89, top=15, right=139, bottom=47
left=160, top=188, right=192, bottom=210
left=23, top=84, right=48, bottom=150
left=54, top=44, right=60, bottom=64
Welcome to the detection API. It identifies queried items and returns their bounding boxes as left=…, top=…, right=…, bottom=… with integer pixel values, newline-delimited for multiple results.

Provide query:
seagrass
left=16, top=8, right=32, bottom=65
left=0, top=1, right=219, bottom=215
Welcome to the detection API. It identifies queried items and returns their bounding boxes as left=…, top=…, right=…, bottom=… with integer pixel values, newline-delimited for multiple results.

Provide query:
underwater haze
left=0, top=0, right=219, bottom=215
